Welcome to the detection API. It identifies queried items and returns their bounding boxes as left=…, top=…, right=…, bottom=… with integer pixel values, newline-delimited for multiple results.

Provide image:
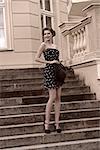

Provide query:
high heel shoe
left=54, top=123, right=62, bottom=133
left=44, top=122, right=51, bottom=134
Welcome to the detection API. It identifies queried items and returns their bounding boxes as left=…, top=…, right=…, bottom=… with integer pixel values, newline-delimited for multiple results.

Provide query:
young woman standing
left=35, top=27, right=63, bottom=133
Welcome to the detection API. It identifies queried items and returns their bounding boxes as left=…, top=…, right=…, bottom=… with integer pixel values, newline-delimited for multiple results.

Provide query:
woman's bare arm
left=35, top=42, right=51, bottom=64
left=35, top=42, right=59, bottom=64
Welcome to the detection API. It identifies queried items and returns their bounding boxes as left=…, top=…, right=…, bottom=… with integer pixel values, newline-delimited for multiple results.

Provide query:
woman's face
left=43, top=30, right=52, bottom=42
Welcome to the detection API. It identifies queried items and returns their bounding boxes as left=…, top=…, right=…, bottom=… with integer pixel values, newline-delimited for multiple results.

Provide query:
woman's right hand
left=50, top=60, right=60, bottom=64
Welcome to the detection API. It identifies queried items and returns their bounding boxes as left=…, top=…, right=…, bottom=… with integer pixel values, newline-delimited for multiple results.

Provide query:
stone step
left=1, top=79, right=83, bottom=89
left=3, top=138, right=100, bottom=150
left=0, top=97, right=23, bottom=106
left=0, top=85, right=90, bottom=98
left=0, top=67, right=74, bottom=80
left=0, top=85, right=91, bottom=98
left=0, top=72, right=43, bottom=81
left=0, top=68, right=43, bottom=79
left=0, top=93, right=96, bottom=107
left=0, top=70, right=75, bottom=82
left=64, top=79, right=84, bottom=87
left=0, top=127, right=99, bottom=149
left=0, top=117, right=99, bottom=137
left=22, top=93, right=96, bottom=104
left=0, top=77, right=79, bottom=93
left=0, top=88, right=45, bottom=98
left=1, top=82, right=84, bottom=92
left=0, top=99, right=99, bottom=116
left=0, top=73, right=76, bottom=82
left=0, top=78, right=43, bottom=84
left=62, top=86, right=90, bottom=94
left=0, top=108, right=99, bottom=126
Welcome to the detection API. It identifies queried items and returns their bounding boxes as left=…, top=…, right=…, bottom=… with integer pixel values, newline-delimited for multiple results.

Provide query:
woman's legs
left=54, top=87, right=61, bottom=129
left=45, top=88, right=56, bottom=130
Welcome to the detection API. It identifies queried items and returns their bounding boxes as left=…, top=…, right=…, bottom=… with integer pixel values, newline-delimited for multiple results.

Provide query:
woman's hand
left=50, top=60, right=60, bottom=64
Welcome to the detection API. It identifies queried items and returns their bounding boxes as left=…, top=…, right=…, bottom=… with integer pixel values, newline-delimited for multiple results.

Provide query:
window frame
left=40, top=0, right=54, bottom=29
left=0, top=0, right=14, bottom=51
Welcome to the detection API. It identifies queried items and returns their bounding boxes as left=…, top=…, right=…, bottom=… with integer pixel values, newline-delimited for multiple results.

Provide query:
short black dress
left=43, top=48, right=61, bottom=89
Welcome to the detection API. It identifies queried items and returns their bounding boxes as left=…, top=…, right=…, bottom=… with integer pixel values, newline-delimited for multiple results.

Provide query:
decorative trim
left=83, top=3, right=100, bottom=13
left=61, top=16, right=92, bottom=36
left=70, top=60, right=97, bottom=69
left=0, top=49, right=14, bottom=52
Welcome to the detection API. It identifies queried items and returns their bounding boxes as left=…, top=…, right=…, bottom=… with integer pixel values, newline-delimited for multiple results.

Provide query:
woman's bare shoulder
left=38, top=42, right=46, bottom=51
left=52, top=44, right=57, bottom=49
left=40, top=42, right=46, bottom=47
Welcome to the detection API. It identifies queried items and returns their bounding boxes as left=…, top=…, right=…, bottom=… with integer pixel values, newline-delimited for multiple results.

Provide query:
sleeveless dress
left=43, top=48, right=61, bottom=89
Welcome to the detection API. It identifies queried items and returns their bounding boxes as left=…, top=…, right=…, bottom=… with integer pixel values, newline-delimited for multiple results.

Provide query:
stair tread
left=0, top=92, right=95, bottom=100
left=0, top=68, right=98, bottom=149
left=0, top=127, right=99, bottom=140
left=3, top=138, right=100, bottom=150
left=1, top=79, right=81, bottom=85
left=1, top=85, right=88, bottom=89
left=0, top=108, right=99, bottom=118
left=23, top=92, right=95, bottom=97
left=0, top=99, right=99, bottom=109
left=0, top=116, right=99, bottom=129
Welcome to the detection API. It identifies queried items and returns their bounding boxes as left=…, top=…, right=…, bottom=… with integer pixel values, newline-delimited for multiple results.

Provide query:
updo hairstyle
left=42, top=27, right=56, bottom=37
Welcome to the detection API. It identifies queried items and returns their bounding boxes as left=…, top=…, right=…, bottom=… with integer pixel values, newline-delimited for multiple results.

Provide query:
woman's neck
left=45, top=39, right=52, bottom=44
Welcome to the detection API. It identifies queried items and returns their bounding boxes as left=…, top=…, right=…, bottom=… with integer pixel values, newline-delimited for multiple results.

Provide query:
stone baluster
left=82, top=27, right=87, bottom=52
left=72, top=31, right=80, bottom=57
left=79, top=29, right=83, bottom=52
left=72, top=32, right=77, bottom=57
left=72, top=25, right=88, bottom=58
left=76, top=31, right=80, bottom=56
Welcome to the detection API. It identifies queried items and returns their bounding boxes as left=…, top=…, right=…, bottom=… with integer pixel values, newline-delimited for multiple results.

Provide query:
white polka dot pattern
left=43, top=48, right=62, bottom=89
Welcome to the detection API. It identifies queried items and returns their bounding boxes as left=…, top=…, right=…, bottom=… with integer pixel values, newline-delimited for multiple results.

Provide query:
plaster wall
left=0, top=0, right=41, bottom=69
left=0, top=0, right=68, bottom=69
left=73, top=62, right=100, bottom=99
left=95, top=7, right=100, bottom=50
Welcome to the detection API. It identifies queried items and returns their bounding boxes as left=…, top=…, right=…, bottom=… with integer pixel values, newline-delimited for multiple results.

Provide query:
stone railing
left=60, top=16, right=92, bottom=64
left=71, top=17, right=92, bottom=59
left=67, top=17, right=91, bottom=62
left=72, top=27, right=86, bottom=58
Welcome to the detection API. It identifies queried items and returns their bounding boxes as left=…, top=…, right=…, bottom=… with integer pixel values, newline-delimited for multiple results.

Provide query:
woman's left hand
left=50, top=60, right=60, bottom=64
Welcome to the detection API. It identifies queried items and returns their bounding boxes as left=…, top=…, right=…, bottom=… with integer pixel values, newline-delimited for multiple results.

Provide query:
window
left=45, top=0, right=50, bottom=11
left=0, top=0, right=4, bottom=2
left=0, top=0, right=7, bottom=49
left=40, top=0, right=53, bottom=29
left=0, top=0, right=13, bottom=50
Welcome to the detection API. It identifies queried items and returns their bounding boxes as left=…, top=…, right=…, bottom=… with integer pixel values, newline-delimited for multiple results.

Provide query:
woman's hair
left=42, top=27, right=56, bottom=37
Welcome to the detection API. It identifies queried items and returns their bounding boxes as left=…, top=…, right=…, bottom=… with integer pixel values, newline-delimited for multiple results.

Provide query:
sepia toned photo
left=0, top=0, right=100, bottom=149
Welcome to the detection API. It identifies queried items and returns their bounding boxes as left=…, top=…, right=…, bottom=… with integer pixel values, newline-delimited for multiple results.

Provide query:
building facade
left=59, top=0, right=100, bottom=99
left=0, top=0, right=68, bottom=69
left=0, top=0, right=100, bottom=99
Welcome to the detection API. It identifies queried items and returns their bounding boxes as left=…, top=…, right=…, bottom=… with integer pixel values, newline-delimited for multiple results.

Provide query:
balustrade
left=71, top=26, right=87, bottom=59
left=59, top=16, right=92, bottom=64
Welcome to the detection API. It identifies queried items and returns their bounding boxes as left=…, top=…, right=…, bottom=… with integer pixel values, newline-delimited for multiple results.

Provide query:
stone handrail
left=60, top=16, right=92, bottom=65
left=65, top=17, right=92, bottom=61
left=72, top=17, right=92, bottom=58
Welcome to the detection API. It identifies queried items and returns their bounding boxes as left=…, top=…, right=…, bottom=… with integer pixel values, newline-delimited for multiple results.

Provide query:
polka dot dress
left=43, top=48, right=61, bottom=89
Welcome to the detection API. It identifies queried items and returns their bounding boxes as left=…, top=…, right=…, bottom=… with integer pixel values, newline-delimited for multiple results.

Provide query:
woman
left=35, top=27, right=62, bottom=134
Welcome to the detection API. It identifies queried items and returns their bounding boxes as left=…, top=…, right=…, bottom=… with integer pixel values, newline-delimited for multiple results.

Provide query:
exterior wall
left=83, top=4, right=100, bottom=57
left=59, top=0, right=68, bottom=23
left=57, top=0, right=69, bottom=63
left=58, top=1, right=100, bottom=99
left=95, top=7, right=100, bottom=51
left=12, top=0, right=41, bottom=68
left=69, top=2, right=100, bottom=99
left=73, top=61, right=100, bottom=99
left=0, top=0, right=68, bottom=69
left=0, top=0, right=41, bottom=69
left=0, top=0, right=100, bottom=99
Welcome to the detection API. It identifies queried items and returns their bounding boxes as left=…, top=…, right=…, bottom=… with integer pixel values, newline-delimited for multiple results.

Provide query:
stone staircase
left=0, top=68, right=100, bottom=150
